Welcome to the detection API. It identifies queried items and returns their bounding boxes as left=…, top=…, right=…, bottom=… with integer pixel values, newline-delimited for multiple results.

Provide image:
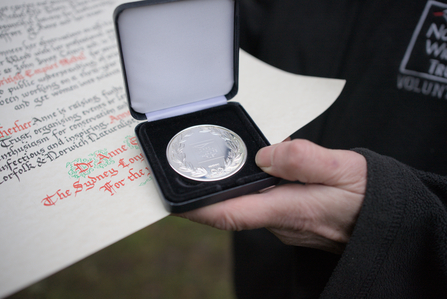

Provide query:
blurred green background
left=7, top=216, right=235, bottom=299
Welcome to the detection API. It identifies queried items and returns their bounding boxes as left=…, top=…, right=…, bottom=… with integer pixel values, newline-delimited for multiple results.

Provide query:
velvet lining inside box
left=136, top=102, right=275, bottom=210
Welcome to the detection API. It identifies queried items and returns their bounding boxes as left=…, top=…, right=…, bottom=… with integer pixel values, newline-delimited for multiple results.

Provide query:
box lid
left=114, top=0, right=239, bottom=121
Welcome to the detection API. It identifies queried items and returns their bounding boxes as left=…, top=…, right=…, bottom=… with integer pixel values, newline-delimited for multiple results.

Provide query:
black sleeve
left=320, top=149, right=447, bottom=298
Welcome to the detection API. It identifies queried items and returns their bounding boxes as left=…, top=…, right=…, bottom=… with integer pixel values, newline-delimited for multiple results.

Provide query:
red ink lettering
left=0, top=120, right=32, bottom=138
left=127, top=168, right=145, bottom=181
left=25, top=62, right=58, bottom=78
left=109, top=110, right=131, bottom=123
left=100, top=179, right=125, bottom=196
left=73, top=161, right=94, bottom=174
left=100, top=181, right=115, bottom=195
left=118, top=158, right=129, bottom=168
left=56, top=189, right=71, bottom=199
left=129, top=153, right=144, bottom=164
left=73, top=180, right=83, bottom=196
left=115, top=179, right=125, bottom=188
left=41, top=189, right=71, bottom=206
left=129, top=136, right=138, bottom=146
left=59, top=52, right=86, bottom=66
left=84, top=176, right=97, bottom=190
left=0, top=73, right=25, bottom=87
left=41, top=192, right=58, bottom=206
left=108, top=145, right=127, bottom=158
left=109, top=168, right=119, bottom=177
left=96, top=153, right=109, bottom=164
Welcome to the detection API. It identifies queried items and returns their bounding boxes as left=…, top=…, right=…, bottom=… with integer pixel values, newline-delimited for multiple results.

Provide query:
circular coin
left=166, top=124, right=247, bottom=182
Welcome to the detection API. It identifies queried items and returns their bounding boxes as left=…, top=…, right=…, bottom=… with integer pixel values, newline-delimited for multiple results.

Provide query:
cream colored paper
left=0, top=0, right=344, bottom=297
left=238, top=52, right=345, bottom=144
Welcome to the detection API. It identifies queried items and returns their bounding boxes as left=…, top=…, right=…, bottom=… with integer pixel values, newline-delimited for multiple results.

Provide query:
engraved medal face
left=166, top=125, right=247, bottom=182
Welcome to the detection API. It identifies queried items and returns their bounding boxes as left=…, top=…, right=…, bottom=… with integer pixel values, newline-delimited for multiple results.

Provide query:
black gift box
left=114, top=0, right=279, bottom=212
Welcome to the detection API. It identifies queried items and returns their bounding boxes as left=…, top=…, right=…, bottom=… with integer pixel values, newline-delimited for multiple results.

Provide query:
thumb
left=255, top=139, right=366, bottom=190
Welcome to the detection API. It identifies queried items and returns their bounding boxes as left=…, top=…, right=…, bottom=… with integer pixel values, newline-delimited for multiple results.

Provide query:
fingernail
left=255, top=146, right=272, bottom=168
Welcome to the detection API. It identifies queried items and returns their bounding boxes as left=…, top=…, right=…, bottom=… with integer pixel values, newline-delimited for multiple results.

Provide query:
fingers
left=178, top=181, right=363, bottom=244
left=176, top=139, right=367, bottom=253
left=255, top=139, right=367, bottom=192
left=176, top=191, right=274, bottom=231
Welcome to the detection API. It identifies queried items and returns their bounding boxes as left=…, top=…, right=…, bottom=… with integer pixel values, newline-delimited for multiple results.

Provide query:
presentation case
left=114, top=0, right=279, bottom=212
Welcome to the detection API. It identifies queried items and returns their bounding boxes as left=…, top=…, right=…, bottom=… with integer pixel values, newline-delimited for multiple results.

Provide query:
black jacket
left=234, top=1, right=447, bottom=298
left=322, top=148, right=447, bottom=298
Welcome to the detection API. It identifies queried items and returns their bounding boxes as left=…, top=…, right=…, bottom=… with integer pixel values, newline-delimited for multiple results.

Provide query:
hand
left=177, top=139, right=367, bottom=254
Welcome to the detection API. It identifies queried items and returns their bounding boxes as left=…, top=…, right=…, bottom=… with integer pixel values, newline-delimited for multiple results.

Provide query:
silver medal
left=166, top=125, right=247, bottom=181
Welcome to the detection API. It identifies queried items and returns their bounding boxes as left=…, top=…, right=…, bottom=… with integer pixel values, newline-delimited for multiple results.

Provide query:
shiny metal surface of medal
left=166, top=125, right=247, bottom=181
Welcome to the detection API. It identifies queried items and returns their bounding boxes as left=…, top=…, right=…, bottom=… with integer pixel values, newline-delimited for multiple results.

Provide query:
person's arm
left=319, top=148, right=447, bottom=298
left=178, top=138, right=447, bottom=297
left=177, top=139, right=367, bottom=254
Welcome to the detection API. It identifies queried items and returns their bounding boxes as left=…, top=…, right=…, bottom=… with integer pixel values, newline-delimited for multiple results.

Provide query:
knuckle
left=284, top=139, right=313, bottom=168
left=217, top=209, right=242, bottom=231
